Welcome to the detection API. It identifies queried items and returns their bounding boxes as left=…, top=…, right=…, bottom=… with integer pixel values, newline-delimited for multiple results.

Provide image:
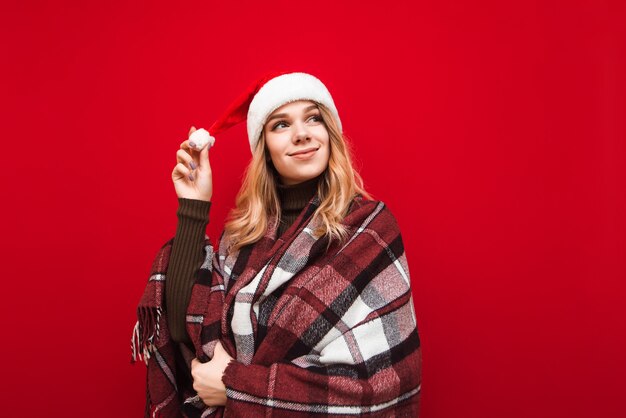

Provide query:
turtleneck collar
left=277, top=174, right=323, bottom=211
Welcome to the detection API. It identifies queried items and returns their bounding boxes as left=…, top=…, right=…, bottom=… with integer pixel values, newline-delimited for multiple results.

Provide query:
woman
left=131, top=72, right=422, bottom=417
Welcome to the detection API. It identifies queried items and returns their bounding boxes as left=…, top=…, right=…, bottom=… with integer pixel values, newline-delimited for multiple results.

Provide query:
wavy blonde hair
left=223, top=103, right=372, bottom=253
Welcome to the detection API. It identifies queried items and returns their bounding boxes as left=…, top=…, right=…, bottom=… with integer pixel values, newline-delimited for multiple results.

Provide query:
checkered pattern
left=131, top=195, right=422, bottom=417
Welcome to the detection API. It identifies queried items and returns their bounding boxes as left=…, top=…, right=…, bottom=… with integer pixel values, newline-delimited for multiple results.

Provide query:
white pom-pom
left=189, top=128, right=215, bottom=150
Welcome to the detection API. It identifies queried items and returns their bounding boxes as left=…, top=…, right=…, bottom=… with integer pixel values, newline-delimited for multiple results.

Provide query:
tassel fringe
left=130, top=306, right=163, bottom=365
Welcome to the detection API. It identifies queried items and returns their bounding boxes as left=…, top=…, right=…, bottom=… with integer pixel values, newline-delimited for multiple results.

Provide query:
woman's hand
left=172, top=126, right=213, bottom=201
left=190, top=341, right=234, bottom=406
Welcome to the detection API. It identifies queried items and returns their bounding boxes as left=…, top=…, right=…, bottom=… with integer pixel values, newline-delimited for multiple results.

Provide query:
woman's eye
left=271, top=115, right=321, bottom=130
left=272, top=121, right=288, bottom=130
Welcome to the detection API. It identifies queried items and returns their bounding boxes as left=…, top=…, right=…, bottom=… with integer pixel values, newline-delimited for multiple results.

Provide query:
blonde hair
left=223, top=103, right=373, bottom=253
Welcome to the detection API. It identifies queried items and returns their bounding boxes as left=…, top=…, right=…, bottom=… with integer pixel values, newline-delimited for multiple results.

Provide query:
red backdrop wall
left=2, top=1, right=624, bottom=417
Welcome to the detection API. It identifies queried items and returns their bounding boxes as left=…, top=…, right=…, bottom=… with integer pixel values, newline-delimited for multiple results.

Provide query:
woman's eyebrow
left=303, top=104, right=318, bottom=113
left=266, top=105, right=319, bottom=123
left=267, top=113, right=288, bottom=123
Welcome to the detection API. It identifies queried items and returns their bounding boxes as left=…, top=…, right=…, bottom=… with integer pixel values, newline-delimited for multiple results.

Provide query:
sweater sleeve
left=166, top=198, right=212, bottom=345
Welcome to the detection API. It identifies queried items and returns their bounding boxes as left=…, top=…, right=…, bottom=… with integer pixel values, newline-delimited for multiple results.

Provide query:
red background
left=1, top=1, right=624, bottom=417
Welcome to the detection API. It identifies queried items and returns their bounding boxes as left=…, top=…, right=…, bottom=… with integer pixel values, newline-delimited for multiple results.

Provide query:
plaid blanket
left=131, top=195, right=422, bottom=417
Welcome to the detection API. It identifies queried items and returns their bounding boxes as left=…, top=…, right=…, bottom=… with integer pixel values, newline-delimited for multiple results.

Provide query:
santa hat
left=207, top=72, right=342, bottom=153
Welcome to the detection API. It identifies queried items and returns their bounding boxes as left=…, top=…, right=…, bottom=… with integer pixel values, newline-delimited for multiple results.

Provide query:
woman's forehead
left=270, top=100, right=318, bottom=116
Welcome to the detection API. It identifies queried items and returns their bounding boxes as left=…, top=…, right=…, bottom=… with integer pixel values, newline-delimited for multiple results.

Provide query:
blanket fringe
left=130, top=306, right=163, bottom=365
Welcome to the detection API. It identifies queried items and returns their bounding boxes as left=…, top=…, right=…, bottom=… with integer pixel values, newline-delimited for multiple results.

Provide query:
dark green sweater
left=166, top=175, right=321, bottom=346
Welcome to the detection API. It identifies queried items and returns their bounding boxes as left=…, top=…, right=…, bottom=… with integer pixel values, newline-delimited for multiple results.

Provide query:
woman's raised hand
left=172, top=126, right=213, bottom=201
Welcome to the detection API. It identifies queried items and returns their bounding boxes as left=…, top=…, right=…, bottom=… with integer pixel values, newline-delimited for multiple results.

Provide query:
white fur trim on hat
left=246, top=72, right=342, bottom=153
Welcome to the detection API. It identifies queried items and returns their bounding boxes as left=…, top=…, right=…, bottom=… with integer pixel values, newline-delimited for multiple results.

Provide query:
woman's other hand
left=190, top=341, right=234, bottom=406
left=172, top=126, right=213, bottom=201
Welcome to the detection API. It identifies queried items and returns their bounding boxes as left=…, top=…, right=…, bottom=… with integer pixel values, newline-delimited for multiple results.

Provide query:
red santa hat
left=207, top=72, right=342, bottom=153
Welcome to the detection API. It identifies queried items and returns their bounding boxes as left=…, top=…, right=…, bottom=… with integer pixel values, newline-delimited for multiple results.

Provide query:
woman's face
left=263, top=100, right=330, bottom=186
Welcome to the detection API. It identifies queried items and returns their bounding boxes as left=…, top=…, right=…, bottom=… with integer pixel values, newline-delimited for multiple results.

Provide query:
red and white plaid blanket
left=131, top=196, right=422, bottom=417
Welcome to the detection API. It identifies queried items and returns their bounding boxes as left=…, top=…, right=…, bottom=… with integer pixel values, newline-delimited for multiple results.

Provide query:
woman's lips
left=290, top=148, right=319, bottom=159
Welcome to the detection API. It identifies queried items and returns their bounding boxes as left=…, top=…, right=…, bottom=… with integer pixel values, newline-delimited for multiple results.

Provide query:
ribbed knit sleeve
left=166, top=198, right=212, bottom=345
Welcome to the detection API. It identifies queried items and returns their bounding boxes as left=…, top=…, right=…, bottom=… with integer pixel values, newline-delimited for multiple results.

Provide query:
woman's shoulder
left=345, top=195, right=401, bottom=231
left=339, top=196, right=407, bottom=259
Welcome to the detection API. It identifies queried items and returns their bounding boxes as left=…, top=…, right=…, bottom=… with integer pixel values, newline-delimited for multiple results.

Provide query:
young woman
left=131, top=72, right=422, bottom=417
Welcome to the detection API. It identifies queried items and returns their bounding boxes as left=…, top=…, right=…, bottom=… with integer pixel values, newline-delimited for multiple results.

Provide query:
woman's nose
left=293, top=121, right=310, bottom=142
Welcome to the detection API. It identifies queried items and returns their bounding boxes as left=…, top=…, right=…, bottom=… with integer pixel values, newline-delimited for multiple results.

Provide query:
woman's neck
left=276, top=174, right=323, bottom=236
left=277, top=174, right=322, bottom=209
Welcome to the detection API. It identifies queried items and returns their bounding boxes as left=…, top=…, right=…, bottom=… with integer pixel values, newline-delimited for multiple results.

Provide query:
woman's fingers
left=173, top=127, right=213, bottom=200
left=176, top=152, right=197, bottom=180
left=176, top=148, right=197, bottom=169
left=187, top=126, right=199, bottom=149
left=180, top=139, right=199, bottom=154
left=178, top=140, right=203, bottom=175
left=173, top=162, right=194, bottom=181
left=198, top=138, right=211, bottom=170
left=174, top=128, right=211, bottom=188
